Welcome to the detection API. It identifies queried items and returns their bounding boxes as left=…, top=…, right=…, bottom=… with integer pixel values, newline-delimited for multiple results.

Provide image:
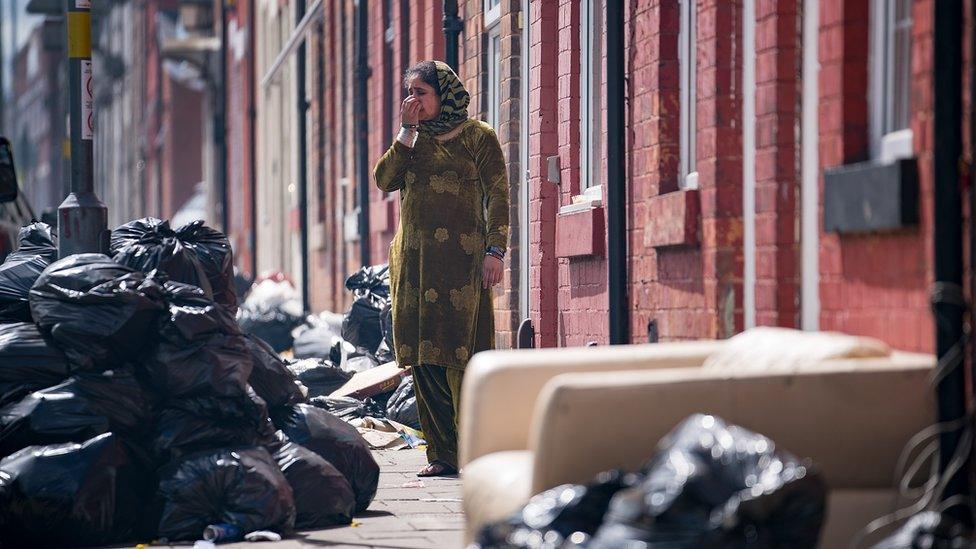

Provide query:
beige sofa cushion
left=703, top=327, right=891, bottom=372
left=462, top=450, right=533, bottom=542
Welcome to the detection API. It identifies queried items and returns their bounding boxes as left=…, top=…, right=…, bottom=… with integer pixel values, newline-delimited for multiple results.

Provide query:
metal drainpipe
left=249, top=0, right=258, bottom=279
left=355, top=0, right=371, bottom=266
left=606, top=0, right=628, bottom=344
left=218, top=0, right=229, bottom=234
left=932, top=0, right=970, bottom=522
left=296, top=0, right=311, bottom=315
left=443, top=0, right=462, bottom=71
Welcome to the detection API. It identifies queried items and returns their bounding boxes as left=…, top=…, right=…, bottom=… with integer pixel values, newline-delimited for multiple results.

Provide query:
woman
left=374, top=61, right=509, bottom=477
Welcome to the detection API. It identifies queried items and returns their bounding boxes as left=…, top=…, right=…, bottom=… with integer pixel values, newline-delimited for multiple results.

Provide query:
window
left=487, top=29, right=502, bottom=128
left=871, top=0, right=912, bottom=162
left=679, top=0, right=697, bottom=189
left=484, top=0, right=501, bottom=26
left=580, top=0, right=604, bottom=193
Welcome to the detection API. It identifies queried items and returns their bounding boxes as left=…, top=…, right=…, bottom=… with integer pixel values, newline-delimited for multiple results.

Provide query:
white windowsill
left=879, top=129, right=914, bottom=164
left=559, top=185, right=603, bottom=215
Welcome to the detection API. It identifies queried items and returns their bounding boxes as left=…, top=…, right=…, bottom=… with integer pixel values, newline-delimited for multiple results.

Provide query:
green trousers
left=413, top=364, right=465, bottom=469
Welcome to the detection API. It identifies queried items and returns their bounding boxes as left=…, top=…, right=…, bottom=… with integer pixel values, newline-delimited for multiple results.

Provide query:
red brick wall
left=817, top=0, right=934, bottom=352
left=754, top=0, right=799, bottom=328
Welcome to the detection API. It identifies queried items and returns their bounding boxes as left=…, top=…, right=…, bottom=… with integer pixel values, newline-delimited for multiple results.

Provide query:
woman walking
left=374, top=61, right=509, bottom=477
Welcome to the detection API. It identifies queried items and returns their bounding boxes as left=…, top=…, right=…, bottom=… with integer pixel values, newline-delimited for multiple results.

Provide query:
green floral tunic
left=374, top=118, right=509, bottom=370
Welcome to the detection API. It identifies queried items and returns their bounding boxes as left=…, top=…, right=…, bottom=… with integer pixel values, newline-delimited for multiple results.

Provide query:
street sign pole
left=58, top=0, right=107, bottom=258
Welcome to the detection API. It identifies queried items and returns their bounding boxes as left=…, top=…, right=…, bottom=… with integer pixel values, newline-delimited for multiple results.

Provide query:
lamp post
left=58, top=0, right=107, bottom=257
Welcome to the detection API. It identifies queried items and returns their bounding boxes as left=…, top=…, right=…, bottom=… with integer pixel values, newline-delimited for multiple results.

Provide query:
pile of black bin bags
left=476, top=414, right=829, bottom=549
left=0, top=219, right=379, bottom=546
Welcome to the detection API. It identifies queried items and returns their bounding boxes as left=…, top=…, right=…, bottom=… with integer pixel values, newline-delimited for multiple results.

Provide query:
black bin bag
left=386, top=375, right=421, bottom=430
left=112, top=218, right=238, bottom=313
left=111, top=217, right=215, bottom=298
left=476, top=469, right=638, bottom=549
left=590, top=414, right=827, bottom=549
left=0, top=222, right=57, bottom=322
left=152, top=388, right=275, bottom=464
left=287, top=357, right=352, bottom=398
left=0, top=433, right=156, bottom=546
left=142, top=282, right=252, bottom=399
left=341, top=264, right=390, bottom=354
left=0, top=369, right=151, bottom=458
left=272, top=403, right=379, bottom=513
left=267, top=431, right=356, bottom=529
left=245, top=334, right=306, bottom=409
left=29, top=254, right=168, bottom=371
left=156, top=445, right=296, bottom=541
left=871, top=511, right=973, bottom=549
left=0, top=321, right=70, bottom=407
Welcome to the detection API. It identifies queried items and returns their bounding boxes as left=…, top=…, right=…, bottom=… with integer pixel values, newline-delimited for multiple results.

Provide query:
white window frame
left=484, top=0, right=501, bottom=28
left=579, top=0, right=604, bottom=197
left=487, top=27, right=502, bottom=129
left=679, top=0, right=698, bottom=189
left=870, top=0, right=913, bottom=163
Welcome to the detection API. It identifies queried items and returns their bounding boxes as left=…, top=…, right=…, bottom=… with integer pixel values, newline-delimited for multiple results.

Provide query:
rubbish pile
left=0, top=219, right=379, bottom=546
left=475, top=414, right=828, bottom=549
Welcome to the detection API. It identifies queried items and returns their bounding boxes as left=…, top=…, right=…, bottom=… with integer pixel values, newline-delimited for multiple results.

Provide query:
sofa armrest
left=528, top=358, right=934, bottom=494
left=458, top=340, right=725, bottom=467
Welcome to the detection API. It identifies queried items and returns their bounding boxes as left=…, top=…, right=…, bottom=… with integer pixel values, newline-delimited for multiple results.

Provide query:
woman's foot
left=417, top=460, right=458, bottom=477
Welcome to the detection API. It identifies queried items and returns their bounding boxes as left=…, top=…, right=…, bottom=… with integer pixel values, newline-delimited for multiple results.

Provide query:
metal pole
left=59, top=0, right=108, bottom=258
left=442, top=0, right=461, bottom=71
left=296, top=0, right=311, bottom=314
left=217, top=0, right=229, bottom=233
left=355, top=0, right=370, bottom=266
left=606, top=0, right=628, bottom=344
left=0, top=1, right=6, bottom=132
left=932, top=0, right=970, bottom=522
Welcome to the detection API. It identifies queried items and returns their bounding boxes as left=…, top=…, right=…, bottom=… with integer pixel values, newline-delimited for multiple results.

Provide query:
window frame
left=484, top=0, right=501, bottom=28
left=486, top=27, right=502, bottom=129
left=579, top=0, right=604, bottom=195
left=679, top=0, right=698, bottom=189
left=870, top=0, right=913, bottom=163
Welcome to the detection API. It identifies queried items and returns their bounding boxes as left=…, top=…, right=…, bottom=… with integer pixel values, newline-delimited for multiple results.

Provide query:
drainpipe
left=249, top=0, right=258, bottom=278
left=606, top=0, right=628, bottom=344
left=296, top=0, right=311, bottom=314
left=355, top=0, right=371, bottom=266
left=218, top=0, right=229, bottom=234
left=932, top=0, right=969, bottom=521
left=443, top=0, right=461, bottom=71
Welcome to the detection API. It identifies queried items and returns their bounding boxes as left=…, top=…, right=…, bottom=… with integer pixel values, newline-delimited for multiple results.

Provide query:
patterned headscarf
left=419, top=61, right=470, bottom=136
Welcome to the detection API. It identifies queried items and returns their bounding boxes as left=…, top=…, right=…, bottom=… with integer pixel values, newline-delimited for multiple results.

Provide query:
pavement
left=164, top=448, right=466, bottom=549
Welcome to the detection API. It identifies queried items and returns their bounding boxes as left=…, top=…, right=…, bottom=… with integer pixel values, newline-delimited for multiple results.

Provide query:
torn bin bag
left=271, top=403, right=379, bottom=512
left=267, top=431, right=355, bottom=529
left=29, top=254, right=168, bottom=371
left=156, top=445, right=296, bottom=541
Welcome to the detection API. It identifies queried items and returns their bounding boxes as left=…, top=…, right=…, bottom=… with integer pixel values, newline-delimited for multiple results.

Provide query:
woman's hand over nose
left=401, top=96, right=423, bottom=126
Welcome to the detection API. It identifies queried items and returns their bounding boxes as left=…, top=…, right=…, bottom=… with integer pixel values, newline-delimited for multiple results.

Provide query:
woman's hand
left=401, top=96, right=422, bottom=126
left=483, top=255, right=503, bottom=289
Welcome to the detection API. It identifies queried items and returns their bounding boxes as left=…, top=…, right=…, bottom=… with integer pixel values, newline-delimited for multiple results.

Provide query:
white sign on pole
left=76, top=0, right=91, bottom=8
left=81, top=60, right=93, bottom=140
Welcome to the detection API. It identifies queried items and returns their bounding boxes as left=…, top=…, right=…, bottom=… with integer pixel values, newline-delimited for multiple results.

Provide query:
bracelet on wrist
left=401, top=123, right=419, bottom=129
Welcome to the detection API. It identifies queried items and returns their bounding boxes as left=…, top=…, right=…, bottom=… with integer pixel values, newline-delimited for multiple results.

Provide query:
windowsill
left=643, top=188, right=700, bottom=248
left=878, top=129, right=913, bottom=164
left=556, top=205, right=605, bottom=258
left=560, top=185, right=603, bottom=215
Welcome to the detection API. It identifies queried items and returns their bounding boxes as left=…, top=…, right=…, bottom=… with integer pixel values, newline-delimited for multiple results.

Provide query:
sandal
left=417, top=460, right=458, bottom=477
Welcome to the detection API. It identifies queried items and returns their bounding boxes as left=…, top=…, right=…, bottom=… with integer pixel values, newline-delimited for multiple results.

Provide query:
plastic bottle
left=202, top=523, right=242, bottom=543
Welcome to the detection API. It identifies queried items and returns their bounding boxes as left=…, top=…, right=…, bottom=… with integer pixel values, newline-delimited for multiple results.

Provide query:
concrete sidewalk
left=220, top=448, right=465, bottom=549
